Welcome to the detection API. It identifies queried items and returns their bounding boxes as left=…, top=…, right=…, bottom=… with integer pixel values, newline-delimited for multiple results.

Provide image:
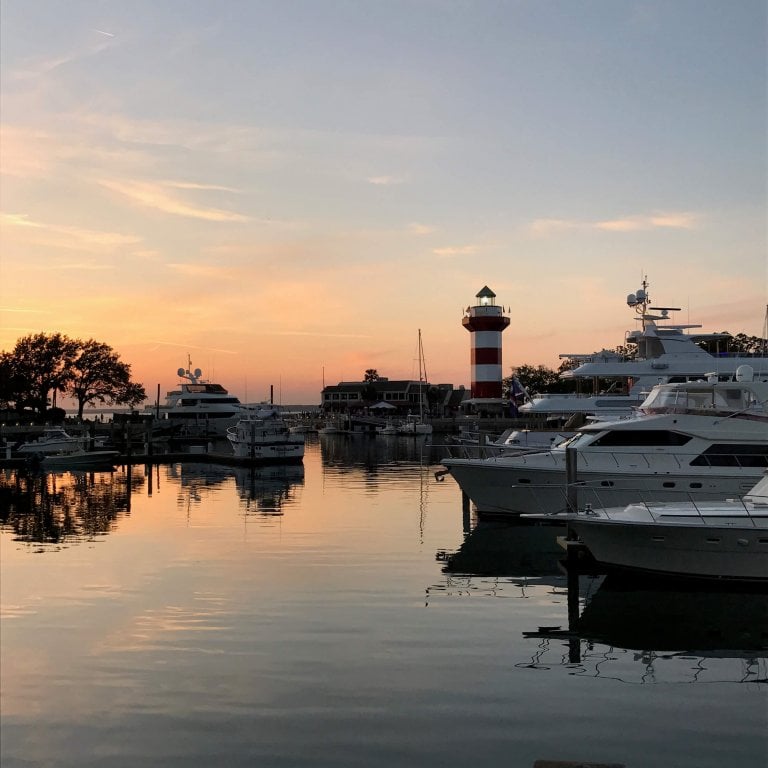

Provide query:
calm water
left=1, top=436, right=766, bottom=768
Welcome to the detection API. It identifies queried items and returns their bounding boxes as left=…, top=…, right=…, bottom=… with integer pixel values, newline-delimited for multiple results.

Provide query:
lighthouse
left=462, top=286, right=510, bottom=406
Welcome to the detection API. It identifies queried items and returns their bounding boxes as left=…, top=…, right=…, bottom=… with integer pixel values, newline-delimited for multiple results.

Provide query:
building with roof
left=320, top=378, right=467, bottom=416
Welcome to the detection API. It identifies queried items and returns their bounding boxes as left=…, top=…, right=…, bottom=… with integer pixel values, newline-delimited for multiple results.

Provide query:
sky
left=1, top=0, right=766, bottom=405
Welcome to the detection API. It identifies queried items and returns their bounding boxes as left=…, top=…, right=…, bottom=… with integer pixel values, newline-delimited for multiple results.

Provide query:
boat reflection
left=521, top=573, right=768, bottom=684
left=319, top=433, right=448, bottom=468
left=429, top=519, right=571, bottom=602
left=440, top=519, right=566, bottom=578
left=0, top=467, right=139, bottom=546
left=166, top=461, right=305, bottom=515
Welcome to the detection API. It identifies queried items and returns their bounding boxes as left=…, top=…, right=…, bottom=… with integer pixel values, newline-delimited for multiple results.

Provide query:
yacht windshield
left=558, top=433, right=593, bottom=449
left=640, top=385, right=757, bottom=413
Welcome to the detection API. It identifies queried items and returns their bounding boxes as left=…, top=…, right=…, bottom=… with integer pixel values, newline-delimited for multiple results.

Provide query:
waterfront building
left=320, top=378, right=465, bottom=416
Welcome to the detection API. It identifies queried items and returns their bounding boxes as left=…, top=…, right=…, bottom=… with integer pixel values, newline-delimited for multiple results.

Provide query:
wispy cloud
left=166, top=263, right=236, bottom=278
left=59, top=262, right=114, bottom=271
left=147, top=341, right=239, bottom=355
left=409, top=223, right=435, bottom=235
left=367, top=175, right=405, bottom=186
left=10, top=40, right=113, bottom=81
left=163, top=180, right=241, bottom=193
left=275, top=331, right=372, bottom=338
left=99, top=179, right=250, bottom=222
left=433, top=245, right=479, bottom=257
left=530, top=211, right=698, bottom=236
left=596, top=212, right=698, bottom=231
left=1, top=212, right=141, bottom=250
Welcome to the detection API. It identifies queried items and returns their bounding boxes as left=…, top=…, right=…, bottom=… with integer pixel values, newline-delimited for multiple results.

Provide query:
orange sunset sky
left=1, top=1, right=766, bottom=404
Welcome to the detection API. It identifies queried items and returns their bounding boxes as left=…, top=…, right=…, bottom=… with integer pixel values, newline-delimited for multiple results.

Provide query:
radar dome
left=626, top=293, right=637, bottom=306
left=735, top=365, right=754, bottom=382
left=194, top=368, right=202, bottom=378
left=177, top=367, right=185, bottom=377
left=635, top=288, right=646, bottom=301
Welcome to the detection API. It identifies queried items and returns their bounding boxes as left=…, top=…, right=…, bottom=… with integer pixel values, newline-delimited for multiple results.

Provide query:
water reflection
left=0, top=459, right=306, bottom=545
left=0, top=467, right=139, bottom=546
left=160, top=462, right=305, bottom=515
left=429, top=513, right=767, bottom=685
left=429, top=519, right=571, bottom=603
left=440, top=519, right=565, bottom=578
left=521, top=574, right=768, bottom=684
left=319, top=433, right=447, bottom=468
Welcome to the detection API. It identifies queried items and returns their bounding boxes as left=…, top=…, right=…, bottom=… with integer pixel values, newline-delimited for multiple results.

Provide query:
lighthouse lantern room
left=462, top=286, right=510, bottom=410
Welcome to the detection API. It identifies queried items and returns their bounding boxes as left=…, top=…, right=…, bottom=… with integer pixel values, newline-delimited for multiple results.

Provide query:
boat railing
left=561, top=479, right=768, bottom=526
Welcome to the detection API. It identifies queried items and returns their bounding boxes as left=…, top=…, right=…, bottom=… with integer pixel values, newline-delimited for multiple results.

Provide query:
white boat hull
left=568, top=516, right=768, bottom=581
left=443, top=459, right=762, bottom=515
left=226, top=413, right=305, bottom=464
left=40, top=450, right=119, bottom=469
left=228, top=441, right=305, bottom=463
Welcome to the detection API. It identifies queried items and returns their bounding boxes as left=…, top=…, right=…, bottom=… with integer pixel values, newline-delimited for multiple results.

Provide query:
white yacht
left=15, top=428, right=83, bottom=456
left=226, top=406, right=305, bottom=464
left=519, top=279, right=768, bottom=420
left=151, top=359, right=246, bottom=436
left=549, top=473, right=768, bottom=581
left=442, top=366, right=768, bottom=516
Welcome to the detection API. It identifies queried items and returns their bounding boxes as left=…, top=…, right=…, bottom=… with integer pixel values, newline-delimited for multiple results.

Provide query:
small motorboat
left=38, top=449, right=120, bottom=470
left=15, top=428, right=82, bottom=456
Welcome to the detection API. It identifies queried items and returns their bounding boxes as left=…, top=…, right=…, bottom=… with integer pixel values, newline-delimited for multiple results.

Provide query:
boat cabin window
left=690, top=444, right=768, bottom=468
left=590, top=430, right=692, bottom=447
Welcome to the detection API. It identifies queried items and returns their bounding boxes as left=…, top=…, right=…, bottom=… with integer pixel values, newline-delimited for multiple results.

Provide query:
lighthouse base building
left=462, top=286, right=510, bottom=415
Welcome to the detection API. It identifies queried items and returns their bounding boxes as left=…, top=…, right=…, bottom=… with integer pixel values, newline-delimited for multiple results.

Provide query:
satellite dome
left=735, top=364, right=754, bottom=382
left=177, top=367, right=185, bottom=377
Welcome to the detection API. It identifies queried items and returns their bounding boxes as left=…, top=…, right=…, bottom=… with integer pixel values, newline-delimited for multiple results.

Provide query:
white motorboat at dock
left=441, top=365, right=768, bottom=516
left=39, top=449, right=120, bottom=470
left=14, top=428, right=84, bottom=456
left=538, top=473, right=768, bottom=581
left=226, top=406, right=305, bottom=464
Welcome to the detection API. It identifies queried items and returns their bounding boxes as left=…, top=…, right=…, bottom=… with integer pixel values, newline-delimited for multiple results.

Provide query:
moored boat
left=519, top=278, right=768, bottom=420
left=148, top=358, right=247, bottom=436
left=442, top=365, right=768, bottom=515
left=15, top=428, right=83, bottom=456
left=545, top=472, right=768, bottom=581
left=39, top=449, right=120, bottom=470
left=226, top=406, right=305, bottom=464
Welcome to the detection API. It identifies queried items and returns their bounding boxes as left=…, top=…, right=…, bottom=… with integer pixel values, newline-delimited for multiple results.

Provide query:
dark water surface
left=1, top=436, right=766, bottom=767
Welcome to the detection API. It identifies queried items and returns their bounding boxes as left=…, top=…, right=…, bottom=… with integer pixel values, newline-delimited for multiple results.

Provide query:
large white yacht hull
left=567, top=516, right=768, bottom=581
left=443, top=458, right=762, bottom=515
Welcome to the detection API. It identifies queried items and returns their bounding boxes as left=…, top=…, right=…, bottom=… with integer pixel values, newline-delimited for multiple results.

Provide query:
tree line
left=0, top=333, right=146, bottom=421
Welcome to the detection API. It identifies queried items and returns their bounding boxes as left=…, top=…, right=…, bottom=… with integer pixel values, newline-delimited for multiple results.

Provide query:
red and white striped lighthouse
left=462, top=286, right=510, bottom=401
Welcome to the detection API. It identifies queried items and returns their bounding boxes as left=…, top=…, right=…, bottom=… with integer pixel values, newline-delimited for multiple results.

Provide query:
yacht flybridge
left=519, top=279, right=768, bottom=420
left=150, top=358, right=247, bottom=436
